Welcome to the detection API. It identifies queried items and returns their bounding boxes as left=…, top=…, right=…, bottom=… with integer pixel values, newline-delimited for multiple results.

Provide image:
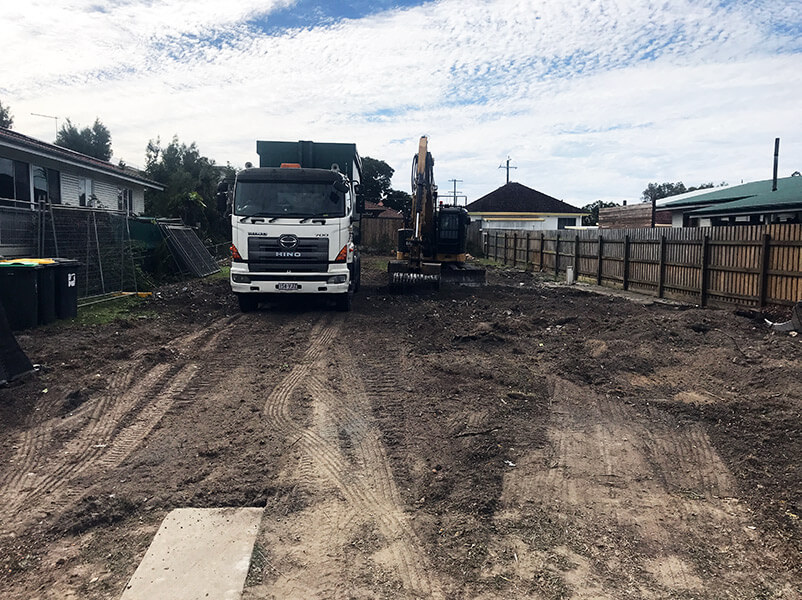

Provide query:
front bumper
left=230, top=264, right=350, bottom=295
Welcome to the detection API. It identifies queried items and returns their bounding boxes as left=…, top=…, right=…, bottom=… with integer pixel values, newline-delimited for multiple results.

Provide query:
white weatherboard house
left=466, top=182, right=586, bottom=231
left=0, top=127, right=162, bottom=214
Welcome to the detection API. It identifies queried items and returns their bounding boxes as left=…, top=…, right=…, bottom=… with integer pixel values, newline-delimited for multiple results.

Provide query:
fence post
left=539, top=232, right=545, bottom=271
left=574, top=234, right=580, bottom=274
left=503, top=232, right=508, bottom=265
left=596, top=235, right=604, bottom=285
left=512, top=232, right=517, bottom=268
left=759, top=233, right=771, bottom=307
left=658, top=235, right=666, bottom=298
left=700, top=235, right=710, bottom=307
left=483, top=232, right=488, bottom=258
left=525, top=232, right=532, bottom=271
left=494, top=232, right=499, bottom=261
left=554, top=234, right=561, bottom=276
left=623, top=234, right=631, bottom=291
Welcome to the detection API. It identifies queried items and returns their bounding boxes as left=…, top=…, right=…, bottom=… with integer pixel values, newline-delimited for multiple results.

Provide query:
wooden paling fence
left=360, top=216, right=403, bottom=251
left=483, top=224, right=802, bottom=308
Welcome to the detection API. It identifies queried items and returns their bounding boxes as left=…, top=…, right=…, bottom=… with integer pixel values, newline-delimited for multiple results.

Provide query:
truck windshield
left=234, top=181, right=346, bottom=218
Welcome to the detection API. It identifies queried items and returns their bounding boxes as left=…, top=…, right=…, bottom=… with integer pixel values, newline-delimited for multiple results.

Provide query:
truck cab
left=229, top=141, right=362, bottom=312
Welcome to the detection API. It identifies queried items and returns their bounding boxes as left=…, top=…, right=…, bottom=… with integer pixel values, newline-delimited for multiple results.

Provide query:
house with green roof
left=657, top=175, right=802, bottom=227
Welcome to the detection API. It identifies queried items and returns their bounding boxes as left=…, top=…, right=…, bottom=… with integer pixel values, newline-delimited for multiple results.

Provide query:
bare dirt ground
left=1, top=256, right=800, bottom=599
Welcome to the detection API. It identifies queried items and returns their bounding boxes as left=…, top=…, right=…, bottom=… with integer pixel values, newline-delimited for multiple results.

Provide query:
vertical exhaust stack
left=772, top=137, right=780, bottom=192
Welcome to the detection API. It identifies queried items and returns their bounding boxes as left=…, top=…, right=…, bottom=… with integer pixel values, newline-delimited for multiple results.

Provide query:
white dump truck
left=229, top=140, right=362, bottom=312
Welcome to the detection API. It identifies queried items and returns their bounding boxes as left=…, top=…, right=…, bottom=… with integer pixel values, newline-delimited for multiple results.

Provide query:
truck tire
left=237, top=293, right=259, bottom=313
left=335, top=292, right=352, bottom=312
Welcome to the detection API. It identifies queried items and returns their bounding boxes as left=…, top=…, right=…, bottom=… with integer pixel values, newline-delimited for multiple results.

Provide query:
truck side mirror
left=356, top=194, right=365, bottom=214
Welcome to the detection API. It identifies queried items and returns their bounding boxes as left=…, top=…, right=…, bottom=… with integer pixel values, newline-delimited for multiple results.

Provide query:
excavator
left=387, top=136, right=485, bottom=292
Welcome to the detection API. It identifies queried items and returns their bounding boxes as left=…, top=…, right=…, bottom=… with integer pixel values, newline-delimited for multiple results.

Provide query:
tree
left=581, top=200, right=618, bottom=226
left=686, top=182, right=715, bottom=193
left=640, top=181, right=721, bottom=204
left=145, top=136, right=233, bottom=242
left=360, top=156, right=394, bottom=205
left=55, top=118, right=112, bottom=161
left=0, top=100, right=13, bottom=129
left=383, top=189, right=413, bottom=220
left=641, top=182, right=687, bottom=203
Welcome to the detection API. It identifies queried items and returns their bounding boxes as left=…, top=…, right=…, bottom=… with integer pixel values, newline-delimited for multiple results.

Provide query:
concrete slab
left=121, top=507, right=263, bottom=600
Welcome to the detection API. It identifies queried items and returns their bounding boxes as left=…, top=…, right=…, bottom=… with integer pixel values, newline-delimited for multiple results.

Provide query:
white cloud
left=2, top=0, right=801, bottom=205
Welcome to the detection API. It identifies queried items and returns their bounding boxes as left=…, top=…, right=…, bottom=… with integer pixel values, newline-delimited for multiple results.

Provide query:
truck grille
left=247, top=236, right=329, bottom=272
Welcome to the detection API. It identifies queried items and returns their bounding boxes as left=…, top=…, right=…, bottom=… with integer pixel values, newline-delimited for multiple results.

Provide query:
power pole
left=498, top=156, right=517, bottom=184
left=449, top=178, right=463, bottom=205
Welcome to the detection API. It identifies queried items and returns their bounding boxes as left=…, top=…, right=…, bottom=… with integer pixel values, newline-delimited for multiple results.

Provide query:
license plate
left=276, top=282, right=301, bottom=291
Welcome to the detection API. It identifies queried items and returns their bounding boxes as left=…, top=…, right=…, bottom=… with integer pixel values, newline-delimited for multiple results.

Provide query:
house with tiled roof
left=0, top=127, right=162, bottom=214
left=465, top=182, right=586, bottom=231
left=362, top=200, right=403, bottom=220
left=657, top=175, right=802, bottom=227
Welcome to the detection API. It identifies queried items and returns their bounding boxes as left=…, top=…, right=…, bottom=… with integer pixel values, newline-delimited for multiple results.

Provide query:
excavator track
left=389, top=271, right=440, bottom=294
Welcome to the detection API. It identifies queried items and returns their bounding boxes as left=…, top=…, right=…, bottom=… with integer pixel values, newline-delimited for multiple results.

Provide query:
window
left=117, top=187, right=133, bottom=213
left=234, top=180, right=346, bottom=218
left=31, top=165, right=60, bottom=203
left=439, top=213, right=460, bottom=239
left=557, top=217, right=575, bottom=230
left=0, top=158, right=13, bottom=200
left=79, top=178, right=93, bottom=207
left=14, top=161, right=29, bottom=202
left=0, top=158, right=31, bottom=204
left=32, top=166, right=48, bottom=202
left=48, top=169, right=61, bottom=204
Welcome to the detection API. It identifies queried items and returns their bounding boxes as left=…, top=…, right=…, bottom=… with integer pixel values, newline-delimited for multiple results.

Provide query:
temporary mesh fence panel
left=0, top=205, right=136, bottom=298
left=0, top=204, right=37, bottom=258
left=46, top=207, right=137, bottom=297
left=159, top=225, right=220, bottom=277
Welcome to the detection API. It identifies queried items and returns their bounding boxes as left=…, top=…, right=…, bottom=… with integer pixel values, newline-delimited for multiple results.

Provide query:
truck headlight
left=232, top=274, right=251, bottom=283
left=328, top=274, right=347, bottom=284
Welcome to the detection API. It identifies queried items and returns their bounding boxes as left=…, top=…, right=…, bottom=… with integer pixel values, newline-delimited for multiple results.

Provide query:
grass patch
left=361, top=254, right=391, bottom=271
left=206, top=265, right=230, bottom=281
left=71, top=295, right=155, bottom=326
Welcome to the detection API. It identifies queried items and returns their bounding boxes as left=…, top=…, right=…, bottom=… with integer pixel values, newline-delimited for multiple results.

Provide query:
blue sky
left=2, top=0, right=802, bottom=207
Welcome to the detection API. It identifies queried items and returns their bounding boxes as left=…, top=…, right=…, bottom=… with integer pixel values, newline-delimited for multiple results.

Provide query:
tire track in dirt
left=304, top=365, right=430, bottom=589
left=497, top=376, right=793, bottom=597
left=259, top=315, right=442, bottom=599
left=1, top=317, right=237, bottom=497
left=0, top=317, right=237, bottom=533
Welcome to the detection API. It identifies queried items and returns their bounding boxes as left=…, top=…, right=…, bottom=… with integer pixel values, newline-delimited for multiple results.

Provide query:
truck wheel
left=237, top=293, right=259, bottom=313
left=335, top=292, right=352, bottom=312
